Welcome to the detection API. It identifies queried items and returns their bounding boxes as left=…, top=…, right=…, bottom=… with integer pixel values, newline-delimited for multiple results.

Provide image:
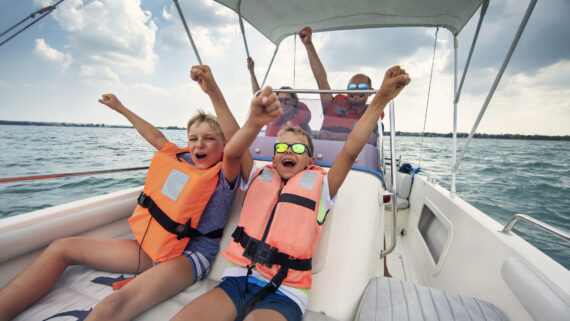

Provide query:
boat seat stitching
left=443, top=291, right=456, bottom=320
left=428, top=287, right=442, bottom=321
left=412, top=283, right=426, bottom=321
left=474, top=297, right=489, bottom=321
left=458, top=294, right=474, bottom=321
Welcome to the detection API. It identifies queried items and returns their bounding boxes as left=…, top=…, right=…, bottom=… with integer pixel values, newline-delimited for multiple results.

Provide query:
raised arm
left=247, top=57, right=261, bottom=94
left=98, top=94, right=168, bottom=150
left=190, top=65, right=253, bottom=183
left=224, top=87, right=282, bottom=182
left=327, top=66, right=411, bottom=198
left=299, top=26, right=332, bottom=102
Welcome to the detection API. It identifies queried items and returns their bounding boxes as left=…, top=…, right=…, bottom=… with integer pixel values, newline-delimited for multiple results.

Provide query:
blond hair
left=186, top=109, right=225, bottom=141
left=277, top=125, right=314, bottom=157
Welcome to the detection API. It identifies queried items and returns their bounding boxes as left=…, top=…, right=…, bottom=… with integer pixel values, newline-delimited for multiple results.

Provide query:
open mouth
left=282, top=159, right=296, bottom=168
left=195, top=153, right=207, bottom=160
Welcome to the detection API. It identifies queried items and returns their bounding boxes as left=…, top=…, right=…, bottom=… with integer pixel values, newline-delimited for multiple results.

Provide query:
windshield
left=249, top=97, right=384, bottom=180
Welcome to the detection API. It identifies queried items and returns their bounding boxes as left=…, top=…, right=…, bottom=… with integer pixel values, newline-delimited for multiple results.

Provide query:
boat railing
left=381, top=101, right=398, bottom=258
left=499, top=214, right=570, bottom=242
left=257, top=88, right=378, bottom=97
left=451, top=0, right=537, bottom=195
left=0, top=167, right=148, bottom=183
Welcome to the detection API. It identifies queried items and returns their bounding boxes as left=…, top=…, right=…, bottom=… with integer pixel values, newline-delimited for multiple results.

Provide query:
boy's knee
left=90, top=291, right=130, bottom=320
left=46, top=238, right=75, bottom=262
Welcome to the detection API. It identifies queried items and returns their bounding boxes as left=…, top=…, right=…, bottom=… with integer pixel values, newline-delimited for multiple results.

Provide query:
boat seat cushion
left=13, top=264, right=338, bottom=321
left=385, top=171, right=412, bottom=209
left=355, top=277, right=506, bottom=321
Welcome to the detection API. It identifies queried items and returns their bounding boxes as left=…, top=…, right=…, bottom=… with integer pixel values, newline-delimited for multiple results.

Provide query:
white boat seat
left=354, top=277, right=506, bottom=321
left=385, top=171, right=412, bottom=210
left=13, top=264, right=338, bottom=321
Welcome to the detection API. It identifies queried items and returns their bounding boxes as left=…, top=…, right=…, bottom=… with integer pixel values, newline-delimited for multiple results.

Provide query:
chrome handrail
left=499, top=214, right=570, bottom=241
left=381, top=100, right=397, bottom=258
left=255, top=88, right=378, bottom=96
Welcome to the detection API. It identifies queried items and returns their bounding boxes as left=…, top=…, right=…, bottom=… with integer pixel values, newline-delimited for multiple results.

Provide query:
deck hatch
left=418, top=204, right=448, bottom=264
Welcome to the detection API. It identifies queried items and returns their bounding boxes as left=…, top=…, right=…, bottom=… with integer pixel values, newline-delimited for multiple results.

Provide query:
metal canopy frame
left=451, top=0, right=537, bottom=195
left=171, top=0, right=539, bottom=256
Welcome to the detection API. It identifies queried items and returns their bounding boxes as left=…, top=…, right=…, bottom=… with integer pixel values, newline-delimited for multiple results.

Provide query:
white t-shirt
left=221, top=163, right=336, bottom=313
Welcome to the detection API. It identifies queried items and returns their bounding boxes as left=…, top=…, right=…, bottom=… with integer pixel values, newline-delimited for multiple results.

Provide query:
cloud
left=174, top=0, right=234, bottom=28
left=79, top=64, right=120, bottom=85
left=47, top=0, right=158, bottom=76
left=33, top=38, right=72, bottom=70
left=452, top=0, right=570, bottom=75
left=317, top=28, right=435, bottom=73
left=162, top=6, right=171, bottom=21
left=157, top=0, right=238, bottom=53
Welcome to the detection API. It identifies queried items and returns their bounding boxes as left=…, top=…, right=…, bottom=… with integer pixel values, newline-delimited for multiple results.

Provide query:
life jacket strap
left=137, top=192, right=223, bottom=240
left=278, top=193, right=316, bottom=211
left=235, top=264, right=290, bottom=321
left=231, top=226, right=312, bottom=271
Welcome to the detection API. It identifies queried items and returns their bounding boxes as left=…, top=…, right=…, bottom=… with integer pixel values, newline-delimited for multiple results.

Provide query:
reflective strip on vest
left=161, top=169, right=191, bottom=202
left=258, top=168, right=274, bottom=181
left=298, top=171, right=317, bottom=190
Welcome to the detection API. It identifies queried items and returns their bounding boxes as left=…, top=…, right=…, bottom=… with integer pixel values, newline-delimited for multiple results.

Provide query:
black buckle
left=231, top=226, right=245, bottom=241
left=243, top=239, right=276, bottom=268
left=137, top=192, right=150, bottom=208
left=177, top=219, right=192, bottom=240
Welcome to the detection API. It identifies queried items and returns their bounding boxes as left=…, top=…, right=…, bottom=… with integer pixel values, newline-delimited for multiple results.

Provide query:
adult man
left=299, top=26, right=382, bottom=144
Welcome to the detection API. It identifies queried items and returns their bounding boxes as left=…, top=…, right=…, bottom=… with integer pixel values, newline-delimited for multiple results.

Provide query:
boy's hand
left=250, top=87, right=282, bottom=128
left=98, top=94, right=124, bottom=111
left=190, top=65, right=218, bottom=94
left=376, top=65, right=411, bottom=102
left=299, top=26, right=313, bottom=46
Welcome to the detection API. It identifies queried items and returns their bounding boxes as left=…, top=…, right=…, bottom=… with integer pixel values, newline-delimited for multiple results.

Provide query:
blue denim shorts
left=217, top=276, right=302, bottom=321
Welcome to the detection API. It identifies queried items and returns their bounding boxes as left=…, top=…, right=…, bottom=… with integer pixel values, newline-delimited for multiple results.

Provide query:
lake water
left=0, top=125, right=568, bottom=269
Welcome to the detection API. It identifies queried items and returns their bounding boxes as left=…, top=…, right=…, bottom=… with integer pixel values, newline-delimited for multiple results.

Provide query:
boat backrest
left=385, top=169, right=412, bottom=209
left=501, top=257, right=570, bottom=321
left=248, top=135, right=382, bottom=177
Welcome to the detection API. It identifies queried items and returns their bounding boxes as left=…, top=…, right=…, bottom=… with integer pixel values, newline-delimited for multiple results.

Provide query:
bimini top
left=214, top=0, right=485, bottom=44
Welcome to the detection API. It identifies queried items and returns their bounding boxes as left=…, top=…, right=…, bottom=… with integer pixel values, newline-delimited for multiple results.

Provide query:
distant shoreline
left=1, top=120, right=569, bottom=141
left=0, top=120, right=185, bottom=131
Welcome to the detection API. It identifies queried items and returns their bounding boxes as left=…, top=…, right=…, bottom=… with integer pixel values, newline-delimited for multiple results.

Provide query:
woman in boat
left=0, top=65, right=250, bottom=321
left=298, top=26, right=381, bottom=145
left=171, top=65, right=410, bottom=321
left=247, top=57, right=312, bottom=137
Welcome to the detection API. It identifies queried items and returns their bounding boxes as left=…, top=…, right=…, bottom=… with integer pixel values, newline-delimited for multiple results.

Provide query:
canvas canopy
left=214, top=0, right=485, bottom=45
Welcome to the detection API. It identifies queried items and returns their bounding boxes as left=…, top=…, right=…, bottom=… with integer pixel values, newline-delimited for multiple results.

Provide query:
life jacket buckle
left=243, top=239, right=276, bottom=268
left=137, top=192, right=150, bottom=208
left=177, top=219, right=192, bottom=240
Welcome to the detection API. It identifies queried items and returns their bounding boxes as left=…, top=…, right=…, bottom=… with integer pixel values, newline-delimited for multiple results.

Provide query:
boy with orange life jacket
left=172, top=65, right=410, bottom=321
left=0, top=65, right=250, bottom=321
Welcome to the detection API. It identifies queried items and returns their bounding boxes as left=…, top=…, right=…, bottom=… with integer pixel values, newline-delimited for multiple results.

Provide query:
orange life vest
left=129, top=142, right=222, bottom=263
left=321, top=95, right=382, bottom=133
left=223, top=164, right=326, bottom=289
left=320, top=95, right=360, bottom=132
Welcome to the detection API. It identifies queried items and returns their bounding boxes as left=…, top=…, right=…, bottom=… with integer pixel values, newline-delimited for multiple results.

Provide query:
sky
left=0, top=0, right=568, bottom=136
